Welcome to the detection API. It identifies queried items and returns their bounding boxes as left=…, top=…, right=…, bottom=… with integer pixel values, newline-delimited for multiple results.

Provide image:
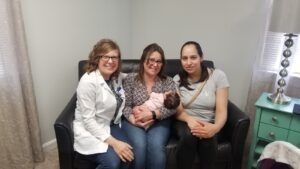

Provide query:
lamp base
left=267, top=92, right=291, bottom=104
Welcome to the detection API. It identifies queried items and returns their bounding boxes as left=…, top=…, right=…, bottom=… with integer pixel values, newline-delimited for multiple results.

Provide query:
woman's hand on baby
left=133, top=106, right=152, bottom=122
left=136, top=119, right=154, bottom=128
left=132, top=106, right=142, bottom=115
left=130, top=106, right=143, bottom=123
left=130, top=106, right=154, bottom=127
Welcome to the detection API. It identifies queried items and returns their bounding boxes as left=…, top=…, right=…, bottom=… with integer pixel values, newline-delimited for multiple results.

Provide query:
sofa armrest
left=222, top=101, right=250, bottom=169
left=54, top=93, right=77, bottom=169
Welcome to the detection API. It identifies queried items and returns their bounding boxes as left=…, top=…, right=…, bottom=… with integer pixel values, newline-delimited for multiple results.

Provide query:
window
left=291, top=37, right=300, bottom=75
left=259, top=31, right=300, bottom=77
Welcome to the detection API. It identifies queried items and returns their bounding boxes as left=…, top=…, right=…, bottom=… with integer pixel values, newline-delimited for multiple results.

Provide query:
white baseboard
left=42, top=139, right=57, bottom=152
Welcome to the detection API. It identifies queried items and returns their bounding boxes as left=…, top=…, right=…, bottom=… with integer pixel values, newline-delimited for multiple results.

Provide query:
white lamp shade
left=269, top=0, right=300, bottom=33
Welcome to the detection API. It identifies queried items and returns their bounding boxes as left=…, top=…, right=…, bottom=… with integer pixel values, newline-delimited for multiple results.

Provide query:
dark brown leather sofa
left=54, top=59, right=250, bottom=169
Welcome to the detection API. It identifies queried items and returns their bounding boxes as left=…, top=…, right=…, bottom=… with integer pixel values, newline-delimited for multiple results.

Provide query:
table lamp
left=267, top=0, right=300, bottom=104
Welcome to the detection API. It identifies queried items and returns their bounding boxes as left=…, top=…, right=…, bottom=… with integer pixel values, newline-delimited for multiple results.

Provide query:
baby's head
left=164, top=91, right=180, bottom=109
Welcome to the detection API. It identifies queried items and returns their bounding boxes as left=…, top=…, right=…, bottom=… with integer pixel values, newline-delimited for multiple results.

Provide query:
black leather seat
left=54, top=59, right=250, bottom=169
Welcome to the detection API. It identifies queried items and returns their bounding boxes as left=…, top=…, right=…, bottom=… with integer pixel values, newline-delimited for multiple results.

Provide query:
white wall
left=21, top=0, right=268, bottom=144
left=21, top=0, right=132, bottom=143
left=131, top=0, right=267, bottom=110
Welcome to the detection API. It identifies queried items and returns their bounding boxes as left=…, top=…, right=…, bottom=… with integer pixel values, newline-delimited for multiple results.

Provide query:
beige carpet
left=35, top=148, right=59, bottom=169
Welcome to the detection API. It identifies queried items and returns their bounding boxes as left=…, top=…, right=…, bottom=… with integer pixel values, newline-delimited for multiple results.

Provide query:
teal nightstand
left=247, top=92, right=300, bottom=169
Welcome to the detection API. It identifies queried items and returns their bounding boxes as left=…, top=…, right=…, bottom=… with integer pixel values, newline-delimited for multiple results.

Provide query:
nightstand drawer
left=261, top=109, right=291, bottom=128
left=258, top=123, right=288, bottom=141
left=287, top=131, right=300, bottom=148
left=290, top=115, right=300, bottom=132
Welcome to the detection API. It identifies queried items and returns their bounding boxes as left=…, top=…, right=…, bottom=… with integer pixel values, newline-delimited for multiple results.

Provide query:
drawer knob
left=269, top=132, right=275, bottom=137
left=272, top=116, right=278, bottom=122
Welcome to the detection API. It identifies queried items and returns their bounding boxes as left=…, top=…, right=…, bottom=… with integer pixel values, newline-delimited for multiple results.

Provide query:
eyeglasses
left=100, top=55, right=119, bottom=62
left=147, top=58, right=163, bottom=65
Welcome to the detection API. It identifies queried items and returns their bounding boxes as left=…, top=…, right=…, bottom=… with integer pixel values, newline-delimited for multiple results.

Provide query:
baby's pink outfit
left=143, top=92, right=164, bottom=111
left=141, top=92, right=164, bottom=130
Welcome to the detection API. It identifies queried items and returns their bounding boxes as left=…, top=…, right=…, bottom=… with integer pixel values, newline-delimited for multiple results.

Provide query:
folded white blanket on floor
left=258, top=141, right=300, bottom=169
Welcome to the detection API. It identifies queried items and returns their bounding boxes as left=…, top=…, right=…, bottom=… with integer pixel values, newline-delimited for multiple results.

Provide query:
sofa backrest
left=78, top=59, right=214, bottom=80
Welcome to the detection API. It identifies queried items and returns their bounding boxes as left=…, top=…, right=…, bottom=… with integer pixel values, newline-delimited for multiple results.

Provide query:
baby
left=136, top=91, right=180, bottom=129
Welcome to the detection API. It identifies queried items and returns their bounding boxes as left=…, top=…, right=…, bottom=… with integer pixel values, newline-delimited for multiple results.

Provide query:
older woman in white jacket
left=73, top=39, right=133, bottom=169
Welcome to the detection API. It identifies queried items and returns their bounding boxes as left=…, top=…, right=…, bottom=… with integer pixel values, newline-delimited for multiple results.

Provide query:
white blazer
left=73, top=70, right=126, bottom=154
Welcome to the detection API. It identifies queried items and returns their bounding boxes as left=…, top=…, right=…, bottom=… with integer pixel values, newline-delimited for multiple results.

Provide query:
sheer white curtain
left=0, top=0, right=44, bottom=168
left=243, top=0, right=300, bottom=168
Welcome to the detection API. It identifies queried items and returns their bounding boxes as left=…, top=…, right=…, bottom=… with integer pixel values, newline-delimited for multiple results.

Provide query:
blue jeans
left=76, top=124, right=131, bottom=169
left=122, top=118, right=171, bottom=169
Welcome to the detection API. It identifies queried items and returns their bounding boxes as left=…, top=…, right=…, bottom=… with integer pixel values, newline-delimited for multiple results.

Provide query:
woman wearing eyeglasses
left=73, top=39, right=133, bottom=169
left=122, top=43, right=177, bottom=169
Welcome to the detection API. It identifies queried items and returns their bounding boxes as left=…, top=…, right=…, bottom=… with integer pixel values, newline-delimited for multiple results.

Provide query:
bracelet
left=151, top=111, right=156, bottom=120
